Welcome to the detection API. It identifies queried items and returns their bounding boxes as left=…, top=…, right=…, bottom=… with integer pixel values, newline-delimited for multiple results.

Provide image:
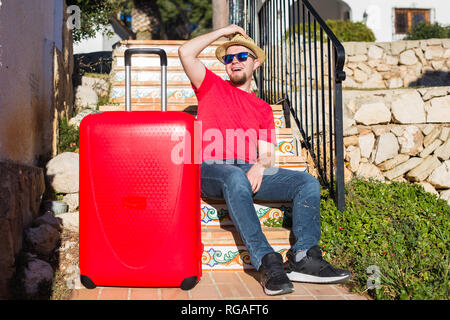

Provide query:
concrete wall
left=0, top=0, right=64, bottom=166
left=0, top=0, right=72, bottom=299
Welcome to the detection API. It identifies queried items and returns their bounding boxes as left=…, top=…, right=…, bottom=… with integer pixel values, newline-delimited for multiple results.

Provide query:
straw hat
left=215, top=33, right=266, bottom=65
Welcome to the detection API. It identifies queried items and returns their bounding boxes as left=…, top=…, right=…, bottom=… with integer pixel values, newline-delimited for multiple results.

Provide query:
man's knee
left=223, top=169, right=252, bottom=193
left=294, top=173, right=321, bottom=199
left=306, top=174, right=321, bottom=193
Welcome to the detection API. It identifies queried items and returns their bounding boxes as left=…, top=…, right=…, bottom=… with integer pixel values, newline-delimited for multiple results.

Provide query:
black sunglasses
left=222, top=52, right=257, bottom=64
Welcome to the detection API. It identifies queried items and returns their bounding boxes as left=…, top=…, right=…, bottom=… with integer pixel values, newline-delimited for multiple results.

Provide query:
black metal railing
left=231, top=0, right=346, bottom=212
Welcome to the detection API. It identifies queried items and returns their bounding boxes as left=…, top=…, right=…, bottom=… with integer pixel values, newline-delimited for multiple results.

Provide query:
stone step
left=200, top=197, right=295, bottom=228
left=202, top=243, right=291, bottom=271
left=201, top=194, right=298, bottom=271
left=112, top=40, right=223, bottom=76
left=111, top=78, right=228, bottom=89
left=276, top=128, right=294, bottom=135
left=111, top=62, right=227, bottom=85
left=199, top=156, right=308, bottom=230
left=114, top=40, right=223, bottom=56
left=276, top=129, right=298, bottom=157
left=111, top=73, right=228, bottom=85
left=112, top=65, right=227, bottom=73
left=202, top=226, right=291, bottom=243
left=276, top=128, right=298, bottom=158
left=99, top=103, right=283, bottom=112
left=276, top=155, right=307, bottom=171
left=110, top=40, right=257, bottom=105
left=113, top=48, right=218, bottom=60
left=274, top=112, right=287, bottom=129
left=94, top=105, right=298, bottom=157
left=107, top=39, right=299, bottom=272
left=98, top=104, right=286, bottom=129
left=201, top=226, right=292, bottom=271
left=99, top=103, right=200, bottom=115
left=109, top=39, right=253, bottom=103
left=109, top=84, right=282, bottom=106
left=114, top=55, right=222, bottom=69
left=109, top=89, right=195, bottom=104
left=115, top=39, right=223, bottom=49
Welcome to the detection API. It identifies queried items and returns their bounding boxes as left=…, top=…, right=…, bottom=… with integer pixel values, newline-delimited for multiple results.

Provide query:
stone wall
left=0, top=162, right=45, bottom=298
left=343, top=38, right=450, bottom=89
left=342, top=86, right=450, bottom=204
left=266, top=38, right=449, bottom=95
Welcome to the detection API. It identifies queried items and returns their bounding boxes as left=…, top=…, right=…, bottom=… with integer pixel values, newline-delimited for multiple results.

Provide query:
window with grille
left=394, top=9, right=430, bottom=34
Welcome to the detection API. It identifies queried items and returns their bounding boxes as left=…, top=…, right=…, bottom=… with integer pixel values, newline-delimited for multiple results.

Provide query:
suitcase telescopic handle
left=124, top=48, right=167, bottom=112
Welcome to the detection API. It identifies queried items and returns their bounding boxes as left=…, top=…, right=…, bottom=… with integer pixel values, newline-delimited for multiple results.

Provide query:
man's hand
left=246, top=139, right=276, bottom=194
left=221, top=24, right=249, bottom=39
left=246, top=162, right=266, bottom=194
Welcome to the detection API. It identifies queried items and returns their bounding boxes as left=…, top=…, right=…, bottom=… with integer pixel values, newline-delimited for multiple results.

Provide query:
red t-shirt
left=192, top=66, right=276, bottom=163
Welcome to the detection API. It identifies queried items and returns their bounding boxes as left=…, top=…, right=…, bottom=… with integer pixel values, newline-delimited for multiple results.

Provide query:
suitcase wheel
left=180, top=276, right=198, bottom=290
left=80, top=275, right=97, bottom=289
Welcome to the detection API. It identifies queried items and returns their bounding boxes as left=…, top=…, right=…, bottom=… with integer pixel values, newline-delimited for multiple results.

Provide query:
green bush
left=58, top=117, right=79, bottom=154
left=286, top=20, right=375, bottom=42
left=285, top=21, right=321, bottom=40
left=326, top=20, right=375, bottom=42
left=320, top=179, right=449, bottom=300
left=67, top=0, right=128, bottom=42
left=265, top=178, right=449, bottom=299
left=405, top=22, right=450, bottom=40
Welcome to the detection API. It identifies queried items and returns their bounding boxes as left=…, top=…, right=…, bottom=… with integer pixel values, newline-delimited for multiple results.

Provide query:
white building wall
left=258, top=0, right=450, bottom=42
left=341, top=0, right=450, bottom=42
left=73, top=25, right=123, bottom=54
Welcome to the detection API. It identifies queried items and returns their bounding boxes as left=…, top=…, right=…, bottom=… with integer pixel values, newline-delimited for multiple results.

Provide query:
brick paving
left=70, top=271, right=370, bottom=300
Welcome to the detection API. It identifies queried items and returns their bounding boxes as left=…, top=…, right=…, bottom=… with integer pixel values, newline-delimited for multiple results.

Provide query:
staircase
left=101, top=40, right=308, bottom=271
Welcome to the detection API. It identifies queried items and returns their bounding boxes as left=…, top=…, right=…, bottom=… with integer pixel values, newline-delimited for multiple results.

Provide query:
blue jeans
left=200, top=159, right=321, bottom=270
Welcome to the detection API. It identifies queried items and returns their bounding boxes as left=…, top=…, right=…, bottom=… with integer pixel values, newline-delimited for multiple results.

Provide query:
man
left=178, top=24, right=351, bottom=296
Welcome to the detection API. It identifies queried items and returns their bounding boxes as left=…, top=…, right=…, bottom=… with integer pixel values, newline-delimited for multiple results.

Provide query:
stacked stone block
left=343, top=38, right=450, bottom=89
left=342, top=86, right=450, bottom=204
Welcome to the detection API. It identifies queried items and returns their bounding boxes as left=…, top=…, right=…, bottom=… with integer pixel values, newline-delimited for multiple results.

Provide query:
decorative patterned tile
left=117, top=45, right=217, bottom=56
left=111, top=87, right=197, bottom=100
left=117, top=45, right=179, bottom=55
left=113, top=71, right=229, bottom=83
left=276, top=137, right=296, bottom=156
left=116, top=56, right=222, bottom=68
left=202, top=245, right=290, bottom=270
left=200, top=201, right=292, bottom=227
left=111, top=87, right=124, bottom=99
left=273, top=114, right=284, bottom=128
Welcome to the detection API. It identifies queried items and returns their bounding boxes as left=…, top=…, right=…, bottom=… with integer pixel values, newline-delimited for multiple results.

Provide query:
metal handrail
left=231, top=0, right=346, bottom=211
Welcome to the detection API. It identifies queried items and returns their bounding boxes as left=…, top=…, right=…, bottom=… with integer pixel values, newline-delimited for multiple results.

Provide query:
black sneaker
left=258, top=252, right=294, bottom=296
left=285, top=246, right=352, bottom=284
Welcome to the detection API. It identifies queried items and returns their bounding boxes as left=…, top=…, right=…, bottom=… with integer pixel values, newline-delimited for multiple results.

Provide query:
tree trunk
left=212, top=0, right=228, bottom=30
left=212, top=0, right=229, bottom=40
left=131, top=0, right=158, bottom=40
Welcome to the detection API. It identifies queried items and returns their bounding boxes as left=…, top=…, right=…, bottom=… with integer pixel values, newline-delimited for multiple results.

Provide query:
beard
left=229, top=72, right=248, bottom=85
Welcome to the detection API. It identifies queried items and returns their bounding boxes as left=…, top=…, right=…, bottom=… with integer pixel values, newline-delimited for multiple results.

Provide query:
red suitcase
left=79, top=48, right=202, bottom=290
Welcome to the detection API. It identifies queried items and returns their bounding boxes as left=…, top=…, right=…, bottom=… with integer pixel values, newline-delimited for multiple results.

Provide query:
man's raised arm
left=178, top=25, right=248, bottom=89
